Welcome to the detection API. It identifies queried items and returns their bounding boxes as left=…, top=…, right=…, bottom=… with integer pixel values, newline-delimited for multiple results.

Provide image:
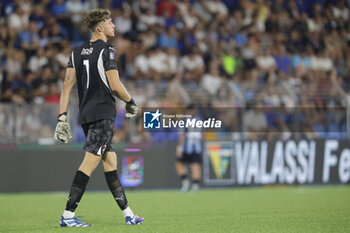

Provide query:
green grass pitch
left=0, top=186, right=349, bottom=233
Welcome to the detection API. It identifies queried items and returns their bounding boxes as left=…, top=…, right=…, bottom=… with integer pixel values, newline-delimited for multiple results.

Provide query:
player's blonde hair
left=84, top=9, right=111, bottom=31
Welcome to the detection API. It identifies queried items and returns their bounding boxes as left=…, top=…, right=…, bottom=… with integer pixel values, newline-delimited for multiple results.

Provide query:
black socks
left=180, top=174, right=188, bottom=181
left=192, top=180, right=200, bottom=185
left=65, top=170, right=89, bottom=212
left=105, top=170, right=128, bottom=210
left=65, top=170, right=128, bottom=212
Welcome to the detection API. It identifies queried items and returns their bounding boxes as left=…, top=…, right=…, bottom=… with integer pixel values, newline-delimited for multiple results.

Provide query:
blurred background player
left=54, top=9, right=143, bottom=227
left=175, top=105, right=203, bottom=192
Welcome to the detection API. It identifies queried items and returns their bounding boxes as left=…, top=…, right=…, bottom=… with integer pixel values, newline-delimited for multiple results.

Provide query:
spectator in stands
left=28, top=47, right=48, bottom=72
left=19, top=21, right=40, bottom=56
left=51, top=0, right=69, bottom=21
left=44, top=83, right=60, bottom=104
left=114, top=9, right=132, bottom=35
left=179, top=48, right=204, bottom=81
left=182, top=8, right=199, bottom=30
left=292, top=50, right=311, bottom=77
left=49, top=22, right=65, bottom=45
left=332, top=0, right=349, bottom=21
left=193, top=0, right=212, bottom=23
left=207, top=0, right=228, bottom=18
left=165, top=47, right=179, bottom=77
left=156, top=0, right=176, bottom=16
left=66, top=0, right=85, bottom=24
left=158, top=26, right=178, bottom=48
left=5, top=49, right=24, bottom=75
left=145, top=47, right=167, bottom=80
left=134, top=48, right=152, bottom=79
left=310, top=51, right=333, bottom=71
left=243, top=101, right=268, bottom=140
left=29, top=5, right=46, bottom=30
left=220, top=48, right=237, bottom=77
left=137, top=7, right=159, bottom=32
left=7, top=5, right=28, bottom=32
left=55, top=44, right=71, bottom=68
left=274, top=44, right=291, bottom=74
left=38, top=27, right=50, bottom=47
left=201, top=62, right=223, bottom=98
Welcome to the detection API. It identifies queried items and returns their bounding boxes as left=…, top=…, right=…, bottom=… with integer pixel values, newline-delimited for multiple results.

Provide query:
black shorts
left=82, top=119, right=115, bottom=156
left=177, top=152, right=202, bottom=164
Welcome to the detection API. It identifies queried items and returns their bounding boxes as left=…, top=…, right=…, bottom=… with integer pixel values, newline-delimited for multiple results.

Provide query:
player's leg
left=60, top=120, right=109, bottom=227
left=189, top=153, right=202, bottom=192
left=102, top=151, right=128, bottom=212
left=190, top=162, right=201, bottom=192
left=78, top=151, right=103, bottom=176
left=175, top=157, right=190, bottom=192
left=60, top=152, right=101, bottom=227
left=65, top=152, right=101, bottom=212
left=175, top=160, right=187, bottom=176
left=102, top=151, right=144, bottom=225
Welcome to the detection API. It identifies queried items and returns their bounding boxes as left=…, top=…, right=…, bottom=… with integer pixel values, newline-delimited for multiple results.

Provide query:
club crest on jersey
left=81, top=48, right=93, bottom=55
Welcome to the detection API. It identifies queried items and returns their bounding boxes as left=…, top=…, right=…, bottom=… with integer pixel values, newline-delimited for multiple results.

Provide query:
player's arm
left=54, top=53, right=76, bottom=143
left=106, top=69, right=138, bottom=118
left=104, top=45, right=138, bottom=118
left=176, top=132, right=185, bottom=158
left=59, top=68, right=76, bottom=114
left=106, top=69, right=131, bottom=102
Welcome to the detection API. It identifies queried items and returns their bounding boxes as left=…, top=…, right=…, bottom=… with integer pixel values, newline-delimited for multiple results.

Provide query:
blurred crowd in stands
left=0, top=0, right=350, bottom=144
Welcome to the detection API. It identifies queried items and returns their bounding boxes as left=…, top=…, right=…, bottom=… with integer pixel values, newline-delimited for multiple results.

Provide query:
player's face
left=102, top=18, right=115, bottom=37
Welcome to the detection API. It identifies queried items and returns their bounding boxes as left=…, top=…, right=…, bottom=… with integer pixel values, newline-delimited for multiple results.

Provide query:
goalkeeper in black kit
left=54, top=9, right=144, bottom=227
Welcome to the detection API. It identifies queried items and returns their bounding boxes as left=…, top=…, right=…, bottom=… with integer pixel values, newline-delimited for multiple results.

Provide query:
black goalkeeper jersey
left=67, top=39, right=118, bottom=125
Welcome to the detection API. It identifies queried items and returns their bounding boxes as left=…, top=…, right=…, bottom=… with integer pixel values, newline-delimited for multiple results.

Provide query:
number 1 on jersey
left=83, top=59, right=90, bottom=89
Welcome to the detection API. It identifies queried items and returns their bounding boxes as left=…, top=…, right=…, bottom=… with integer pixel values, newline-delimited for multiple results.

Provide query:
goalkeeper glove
left=54, top=112, right=72, bottom=143
left=125, top=98, right=138, bottom=118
